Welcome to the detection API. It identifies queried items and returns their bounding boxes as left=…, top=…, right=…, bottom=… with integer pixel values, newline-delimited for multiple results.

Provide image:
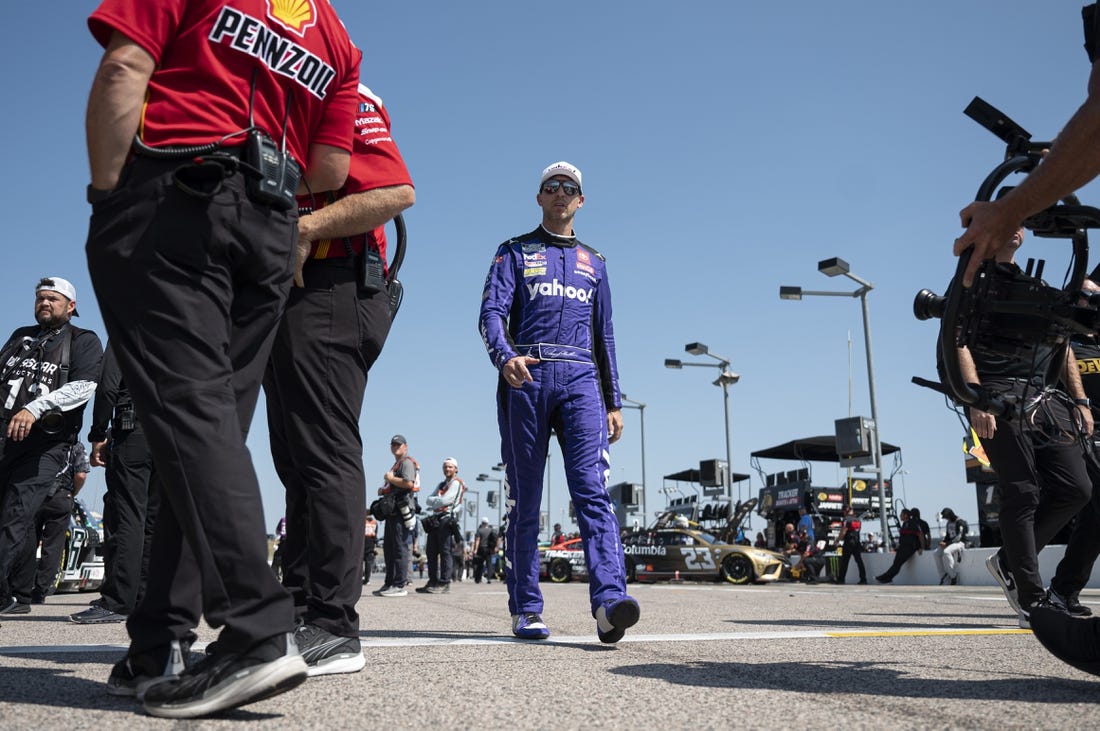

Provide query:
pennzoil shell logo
left=852, top=480, right=867, bottom=492
left=817, top=492, right=828, bottom=502
left=267, top=0, right=317, bottom=37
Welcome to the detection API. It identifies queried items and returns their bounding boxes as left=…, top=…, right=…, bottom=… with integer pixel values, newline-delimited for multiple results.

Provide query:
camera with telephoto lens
left=396, top=496, right=416, bottom=530
left=38, top=407, right=64, bottom=435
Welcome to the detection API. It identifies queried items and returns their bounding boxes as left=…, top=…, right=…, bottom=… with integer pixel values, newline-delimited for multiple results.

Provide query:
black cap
left=390, top=434, right=406, bottom=445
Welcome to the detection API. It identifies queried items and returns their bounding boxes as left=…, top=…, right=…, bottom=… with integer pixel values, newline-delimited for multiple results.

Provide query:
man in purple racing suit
left=478, top=161, right=639, bottom=643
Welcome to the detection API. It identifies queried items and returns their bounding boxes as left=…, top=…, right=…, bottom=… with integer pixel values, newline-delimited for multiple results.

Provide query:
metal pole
left=639, top=402, right=647, bottom=522
left=722, top=377, right=733, bottom=505
left=860, top=289, right=889, bottom=548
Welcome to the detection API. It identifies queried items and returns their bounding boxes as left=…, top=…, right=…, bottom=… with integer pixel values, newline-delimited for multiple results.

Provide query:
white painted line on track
left=0, top=625, right=1029, bottom=655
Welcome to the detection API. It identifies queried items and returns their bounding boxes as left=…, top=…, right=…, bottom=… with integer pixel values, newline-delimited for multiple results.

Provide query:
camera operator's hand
left=6, top=408, right=36, bottom=442
left=968, top=407, right=997, bottom=440
left=955, top=200, right=1023, bottom=287
left=90, top=440, right=110, bottom=467
left=1078, top=404, right=1095, bottom=437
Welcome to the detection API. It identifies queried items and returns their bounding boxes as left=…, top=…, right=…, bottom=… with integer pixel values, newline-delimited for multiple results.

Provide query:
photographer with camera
left=416, top=458, right=465, bottom=595
left=954, top=229, right=1092, bottom=628
left=374, top=435, right=419, bottom=598
left=70, top=340, right=158, bottom=625
left=0, top=277, right=102, bottom=618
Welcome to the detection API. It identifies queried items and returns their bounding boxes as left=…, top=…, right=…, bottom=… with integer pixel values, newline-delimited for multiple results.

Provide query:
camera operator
left=955, top=229, right=1092, bottom=627
left=955, top=5, right=1100, bottom=286
left=416, top=458, right=465, bottom=595
left=374, top=435, right=419, bottom=598
left=0, top=278, right=102, bottom=616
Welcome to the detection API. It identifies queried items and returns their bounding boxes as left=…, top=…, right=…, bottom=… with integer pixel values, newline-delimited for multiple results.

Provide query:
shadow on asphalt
left=0, top=665, right=285, bottom=719
left=609, top=660, right=1100, bottom=701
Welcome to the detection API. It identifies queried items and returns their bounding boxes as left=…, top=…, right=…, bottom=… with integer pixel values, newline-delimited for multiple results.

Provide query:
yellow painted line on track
left=827, top=629, right=1032, bottom=637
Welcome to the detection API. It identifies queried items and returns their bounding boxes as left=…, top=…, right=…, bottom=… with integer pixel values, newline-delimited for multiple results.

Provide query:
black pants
left=426, top=524, right=454, bottom=585
left=879, top=539, right=920, bottom=581
left=0, top=441, right=70, bottom=601
left=10, top=486, right=73, bottom=601
left=264, top=259, right=391, bottom=637
left=86, top=155, right=296, bottom=654
left=473, top=552, right=493, bottom=583
left=99, top=426, right=160, bottom=614
left=980, top=382, right=1092, bottom=608
left=838, top=537, right=866, bottom=583
left=383, top=515, right=410, bottom=587
left=1052, top=444, right=1100, bottom=597
left=363, top=539, right=377, bottom=583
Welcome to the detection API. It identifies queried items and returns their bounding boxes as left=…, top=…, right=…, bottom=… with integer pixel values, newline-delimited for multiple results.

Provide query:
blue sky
left=6, top=2, right=1099, bottom=540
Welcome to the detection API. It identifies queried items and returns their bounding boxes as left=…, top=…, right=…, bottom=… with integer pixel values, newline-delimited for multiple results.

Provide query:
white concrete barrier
left=832, top=545, right=1100, bottom=587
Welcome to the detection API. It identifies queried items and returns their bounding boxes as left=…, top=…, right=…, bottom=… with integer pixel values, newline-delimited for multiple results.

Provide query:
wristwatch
left=86, top=184, right=111, bottom=204
left=1075, top=397, right=1091, bottom=407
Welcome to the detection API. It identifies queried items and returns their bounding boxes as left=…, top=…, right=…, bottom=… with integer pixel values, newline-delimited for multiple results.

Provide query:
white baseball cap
left=443, top=457, right=458, bottom=469
left=36, top=277, right=79, bottom=316
left=540, top=161, right=582, bottom=189
left=481, top=517, right=489, bottom=524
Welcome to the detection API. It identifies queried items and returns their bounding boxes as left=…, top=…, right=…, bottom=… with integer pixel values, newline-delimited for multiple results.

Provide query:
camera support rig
left=914, top=97, right=1100, bottom=417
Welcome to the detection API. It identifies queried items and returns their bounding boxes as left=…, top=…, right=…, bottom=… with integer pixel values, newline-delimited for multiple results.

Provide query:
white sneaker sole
left=307, top=651, right=366, bottom=677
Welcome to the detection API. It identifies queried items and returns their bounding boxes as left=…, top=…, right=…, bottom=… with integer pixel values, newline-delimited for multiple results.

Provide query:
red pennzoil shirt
left=87, top=0, right=360, bottom=165
left=304, top=84, right=415, bottom=263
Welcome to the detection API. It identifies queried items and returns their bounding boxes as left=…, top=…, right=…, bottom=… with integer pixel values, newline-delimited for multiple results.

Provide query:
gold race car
left=622, top=525, right=786, bottom=584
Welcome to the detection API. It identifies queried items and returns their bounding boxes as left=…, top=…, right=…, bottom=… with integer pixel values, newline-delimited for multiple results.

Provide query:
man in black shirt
left=71, top=341, right=159, bottom=624
left=957, top=230, right=1091, bottom=627
left=0, top=277, right=102, bottom=615
left=836, top=506, right=867, bottom=585
left=875, top=509, right=925, bottom=584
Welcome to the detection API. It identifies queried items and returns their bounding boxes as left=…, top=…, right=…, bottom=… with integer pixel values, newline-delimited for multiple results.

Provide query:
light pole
left=664, top=343, right=740, bottom=503
left=780, top=256, right=889, bottom=546
left=476, top=469, right=504, bottom=529
left=620, top=392, right=647, bottom=522
left=464, top=489, right=480, bottom=538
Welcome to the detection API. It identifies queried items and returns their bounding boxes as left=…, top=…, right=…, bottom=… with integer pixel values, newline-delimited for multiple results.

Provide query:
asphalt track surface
left=1, top=580, right=1097, bottom=729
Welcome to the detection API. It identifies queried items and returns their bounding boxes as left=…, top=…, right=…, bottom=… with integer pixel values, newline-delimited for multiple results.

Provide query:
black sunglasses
left=541, top=180, right=581, bottom=196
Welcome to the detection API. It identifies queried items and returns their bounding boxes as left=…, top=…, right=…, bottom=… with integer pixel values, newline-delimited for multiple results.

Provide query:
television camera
left=913, top=97, right=1100, bottom=417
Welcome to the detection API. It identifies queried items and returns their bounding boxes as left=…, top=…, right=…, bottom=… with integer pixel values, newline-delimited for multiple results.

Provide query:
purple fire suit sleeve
left=592, top=261, right=621, bottom=411
left=479, top=243, right=519, bottom=371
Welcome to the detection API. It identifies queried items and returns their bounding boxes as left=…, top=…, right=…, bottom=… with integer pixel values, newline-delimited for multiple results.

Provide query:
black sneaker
left=985, top=552, right=1020, bottom=614
left=595, top=596, right=640, bottom=644
left=142, top=632, right=307, bottom=719
left=427, top=584, right=450, bottom=594
left=1048, top=587, right=1093, bottom=617
left=30, top=591, right=46, bottom=605
left=414, top=584, right=435, bottom=594
left=70, top=603, right=127, bottom=624
left=293, top=623, right=365, bottom=677
left=0, top=600, right=30, bottom=615
left=107, top=639, right=192, bottom=699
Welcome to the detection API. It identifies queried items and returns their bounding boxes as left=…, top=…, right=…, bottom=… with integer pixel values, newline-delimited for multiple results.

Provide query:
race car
left=539, top=537, right=586, bottom=583
left=622, top=525, right=786, bottom=584
left=54, top=499, right=106, bottom=593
